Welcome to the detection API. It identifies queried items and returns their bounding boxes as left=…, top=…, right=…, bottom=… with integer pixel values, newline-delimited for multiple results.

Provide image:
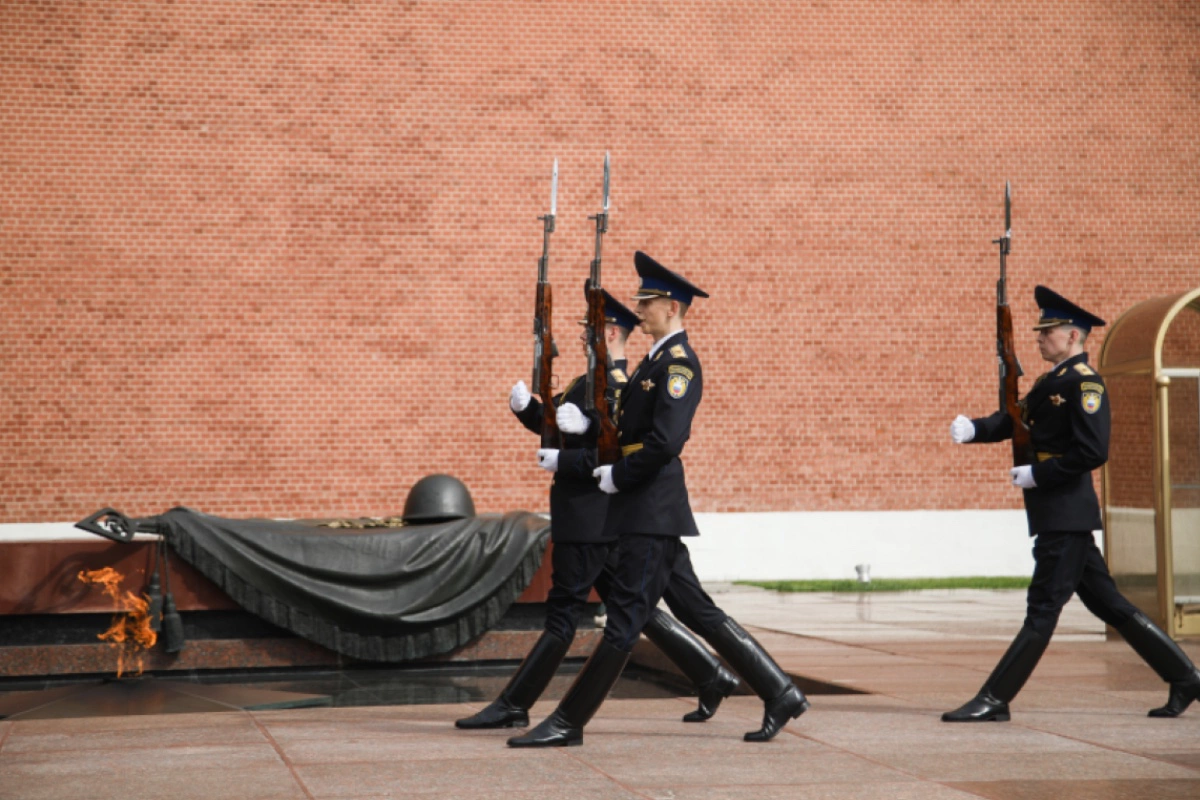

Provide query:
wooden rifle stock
left=587, top=285, right=621, bottom=465
left=997, top=303, right=1034, bottom=467
left=531, top=167, right=559, bottom=449
left=994, top=180, right=1032, bottom=468
left=534, top=281, right=559, bottom=448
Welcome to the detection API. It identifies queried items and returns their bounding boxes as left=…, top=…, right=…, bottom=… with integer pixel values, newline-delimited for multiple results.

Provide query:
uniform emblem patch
left=667, top=374, right=689, bottom=399
left=1050, top=394, right=1065, bottom=406
left=1073, top=363, right=1096, bottom=376
left=1081, top=381, right=1104, bottom=394
left=1081, top=391, right=1103, bottom=414
left=641, top=379, right=655, bottom=392
left=668, top=364, right=694, bottom=380
left=670, top=344, right=687, bottom=358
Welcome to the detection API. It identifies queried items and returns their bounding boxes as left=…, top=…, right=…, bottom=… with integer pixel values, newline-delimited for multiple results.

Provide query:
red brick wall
left=3, top=1, right=1198, bottom=521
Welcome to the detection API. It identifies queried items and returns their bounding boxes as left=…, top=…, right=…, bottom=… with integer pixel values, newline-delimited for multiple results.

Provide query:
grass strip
left=736, top=576, right=1031, bottom=593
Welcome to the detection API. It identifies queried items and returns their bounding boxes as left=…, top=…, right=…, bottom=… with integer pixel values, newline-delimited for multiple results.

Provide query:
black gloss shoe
left=506, top=709, right=582, bottom=748
left=942, top=691, right=1010, bottom=722
left=1149, top=670, right=1200, bottom=718
left=455, top=698, right=528, bottom=729
left=745, top=685, right=809, bottom=742
left=683, top=667, right=739, bottom=723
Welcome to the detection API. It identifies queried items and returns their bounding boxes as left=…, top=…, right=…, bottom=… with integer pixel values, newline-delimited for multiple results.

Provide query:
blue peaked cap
left=1033, top=285, right=1106, bottom=332
left=581, top=280, right=639, bottom=331
left=631, top=252, right=709, bottom=305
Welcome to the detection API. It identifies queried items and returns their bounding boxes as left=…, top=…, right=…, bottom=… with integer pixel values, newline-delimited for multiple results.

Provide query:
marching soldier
left=943, top=286, right=1200, bottom=722
left=509, top=252, right=808, bottom=748
left=456, top=287, right=739, bottom=732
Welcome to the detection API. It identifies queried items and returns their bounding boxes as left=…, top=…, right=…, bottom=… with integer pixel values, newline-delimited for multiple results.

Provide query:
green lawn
left=737, top=576, right=1031, bottom=593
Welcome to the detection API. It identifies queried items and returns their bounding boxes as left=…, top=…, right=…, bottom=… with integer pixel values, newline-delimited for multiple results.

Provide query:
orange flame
left=78, top=567, right=158, bottom=678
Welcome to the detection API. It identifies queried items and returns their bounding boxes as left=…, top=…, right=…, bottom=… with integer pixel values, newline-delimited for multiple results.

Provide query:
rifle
left=994, top=180, right=1034, bottom=467
left=531, top=159, right=560, bottom=448
left=584, top=153, right=621, bottom=465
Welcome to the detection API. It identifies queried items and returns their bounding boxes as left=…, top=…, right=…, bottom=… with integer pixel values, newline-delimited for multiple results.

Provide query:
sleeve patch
left=668, top=364, right=694, bottom=380
left=669, top=344, right=687, bottom=358
left=1081, top=391, right=1103, bottom=414
left=666, top=374, right=690, bottom=399
left=1081, top=381, right=1104, bottom=394
left=1073, top=363, right=1096, bottom=376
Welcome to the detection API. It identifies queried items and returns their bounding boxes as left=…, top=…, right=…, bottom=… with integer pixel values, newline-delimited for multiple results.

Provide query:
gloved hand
left=1010, top=465, right=1036, bottom=490
left=510, top=380, right=531, bottom=412
left=556, top=402, right=590, bottom=434
left=593, top=465, right=618, bottom=494
left=950, top=415, right=975, bottom=444
left=537, top=449, right=559, bottom=473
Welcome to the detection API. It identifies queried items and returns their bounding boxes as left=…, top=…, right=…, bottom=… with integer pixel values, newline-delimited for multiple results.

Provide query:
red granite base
left=0, top=629, right=605, bottom=678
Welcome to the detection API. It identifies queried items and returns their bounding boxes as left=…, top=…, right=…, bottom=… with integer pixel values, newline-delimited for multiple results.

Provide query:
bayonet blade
left=550, top=158, right=558, bottom=216
left=602, top=152, right=610, bottom=211
left=1004, top=180, right=1012, bottom=243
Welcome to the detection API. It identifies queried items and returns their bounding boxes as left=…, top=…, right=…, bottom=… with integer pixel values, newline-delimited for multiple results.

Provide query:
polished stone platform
left=2, top=585, right=1198, bottom=800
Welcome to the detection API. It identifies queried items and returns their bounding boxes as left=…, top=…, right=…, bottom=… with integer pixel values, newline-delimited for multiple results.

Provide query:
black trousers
left=603, top=534, right=729, bottom=652
left=544, top=542, right=613, bottom=643
left=1025, top=531, right=1140, bottom=639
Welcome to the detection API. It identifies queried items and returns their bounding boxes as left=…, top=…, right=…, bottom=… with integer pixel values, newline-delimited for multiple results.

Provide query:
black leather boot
left=1118, top=612, right=1200, bottom=718
left=456, top=631, right=570, bottom=729
left=943, top=625, right=1048, bottom=722
left=507, top=639, right=630, bottom=748
left=705, top=618, right=809, bottom=742
left=642, top=609, right=740, bottom=723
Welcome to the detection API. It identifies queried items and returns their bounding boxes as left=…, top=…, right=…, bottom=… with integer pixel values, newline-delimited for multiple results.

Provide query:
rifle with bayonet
left=584, top=153, right=621, bottom=465
left=994, top=181, right=1034, bottom=467
left=531, top=159, right=560, bottom=448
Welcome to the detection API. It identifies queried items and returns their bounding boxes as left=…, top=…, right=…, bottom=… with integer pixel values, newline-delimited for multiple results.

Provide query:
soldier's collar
left=647, top=329, right=686, bottom=361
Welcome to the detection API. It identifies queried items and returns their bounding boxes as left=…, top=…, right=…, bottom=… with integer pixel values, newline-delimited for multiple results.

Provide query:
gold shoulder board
left=1073, top=363, right=1096, bottom=376
left=669, top=344, right=687, bottom=359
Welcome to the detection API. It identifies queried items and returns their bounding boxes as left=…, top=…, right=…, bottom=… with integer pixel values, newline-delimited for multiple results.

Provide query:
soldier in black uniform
left=456, top=287, right=739, bottom=731
left=943, top=286, right=1200, bottom=722
left=509, top=253, right=808, bottom=748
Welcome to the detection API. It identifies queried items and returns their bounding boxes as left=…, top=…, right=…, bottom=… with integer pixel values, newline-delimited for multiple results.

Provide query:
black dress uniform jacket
left=603, top=331, right=702, bottom=539
left=970, top=352, right=1109, bottom=535
left=515, top=361, right=629, bottom=544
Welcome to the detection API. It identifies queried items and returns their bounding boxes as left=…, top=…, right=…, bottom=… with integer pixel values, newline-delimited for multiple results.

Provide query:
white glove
left=950, top=415, right=976, bottom=444
left=593, top=465, right=618, bottom=494
left=537, top=449, right=559, bottom=473
left=556, top=402, right=590, bottom=434
left=1010, top=465, right=1037, bottom=490
left=510, top=380, right=531, bottom=412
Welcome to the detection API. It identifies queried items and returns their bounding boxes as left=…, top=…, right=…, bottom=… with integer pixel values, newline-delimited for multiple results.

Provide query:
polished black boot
left=641, top=609, right=740, bottom=723
left=507, top=639, right=630, bottom=748
left=1118, top=612, right=1200, bottom=718
left=943, top=625, right=1048, bottom=722
left=456, top=631, right=570, bottom=729
left=705, top=618, right=809, bottom=742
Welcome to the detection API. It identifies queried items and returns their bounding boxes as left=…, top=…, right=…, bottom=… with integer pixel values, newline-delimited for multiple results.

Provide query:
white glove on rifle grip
left=556, top=402, right=590, bottom=435
left=537, top=449, right=559, bottom=473
left=593, top=465, right=618, bottom=495
left=1010, top=465, right=1036, bottom=490
left=950, top=415, right=975, bottom=444
left=510, top=380, right=531, bottom=413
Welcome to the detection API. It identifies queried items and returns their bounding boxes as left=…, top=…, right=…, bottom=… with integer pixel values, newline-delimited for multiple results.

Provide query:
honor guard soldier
left=456, top=287, right=739, bottom=732
left=510, top=252, right=808, bottom=748
left=944, top=286, right=1200, bottom=722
